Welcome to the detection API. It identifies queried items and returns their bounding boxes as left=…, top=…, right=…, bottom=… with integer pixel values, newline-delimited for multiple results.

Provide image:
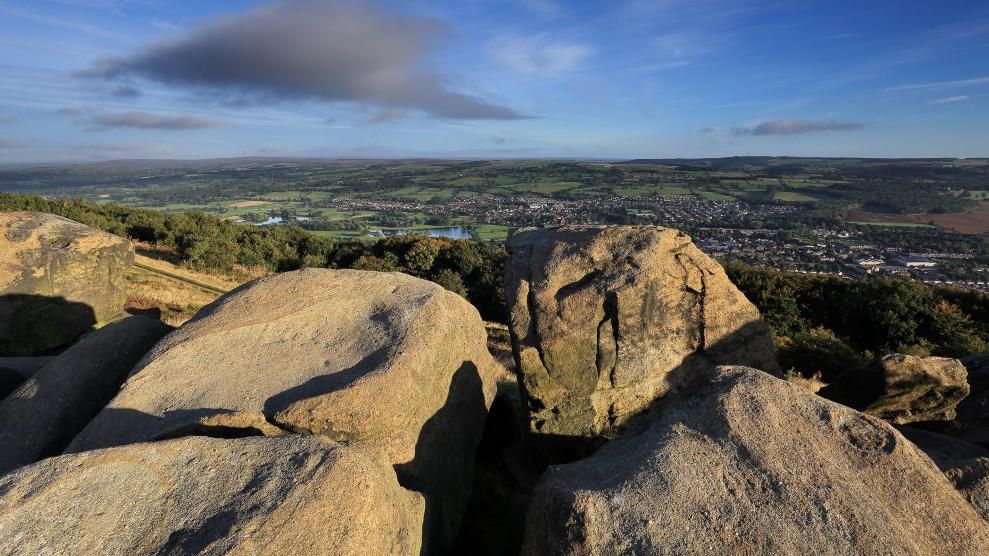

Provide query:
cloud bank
left=736, top=119, right=865, bottom=136
left=76, top=0, right=525, bottom=120
left=90, top=111, right=222, bottom=130
left=56, top=108, right=223, bottom=131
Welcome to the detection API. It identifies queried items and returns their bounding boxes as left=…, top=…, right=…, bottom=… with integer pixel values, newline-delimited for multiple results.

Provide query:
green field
left=473, top=224, right=512, bottom=241
left=5, top=156, right=987, bottom=242
left=775, top=191, right=819, bottom=202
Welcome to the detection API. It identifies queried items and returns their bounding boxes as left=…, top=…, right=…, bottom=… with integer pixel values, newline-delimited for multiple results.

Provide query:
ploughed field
left=847, top=203, right=989, bottom=234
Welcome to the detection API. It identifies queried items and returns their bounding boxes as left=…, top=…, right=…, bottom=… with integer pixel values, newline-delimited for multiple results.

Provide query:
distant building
left=854, top=257, right=885, bottom=267
left=893, top=256, right=938, bottom=269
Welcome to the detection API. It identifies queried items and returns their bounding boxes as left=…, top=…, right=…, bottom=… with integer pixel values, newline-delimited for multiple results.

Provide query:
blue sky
left=0, top=0, right=987, bottom=162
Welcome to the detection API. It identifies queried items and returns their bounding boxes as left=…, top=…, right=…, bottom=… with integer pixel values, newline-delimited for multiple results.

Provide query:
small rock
left=864, top=354, right=969, bottom=424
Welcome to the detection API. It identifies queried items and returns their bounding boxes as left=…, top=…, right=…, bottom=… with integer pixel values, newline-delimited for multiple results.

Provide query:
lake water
left=255, top=216, right=309, bottom=226
left=368, top=226, right=473, bottom=239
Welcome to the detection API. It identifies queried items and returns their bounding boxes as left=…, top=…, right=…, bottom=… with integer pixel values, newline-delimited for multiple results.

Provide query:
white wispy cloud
left=0, top=2, right=136, bottom=43
left=488, top=33, right=592, bottom=77
left=886, top=76, right=989, bottom=92
left=929, top=95, right=969, bottom=104
left=653, top=32, right=715, bottom=60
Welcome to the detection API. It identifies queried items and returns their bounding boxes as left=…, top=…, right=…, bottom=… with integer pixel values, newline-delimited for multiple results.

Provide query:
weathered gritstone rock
left=505, top=226, right=777, bottom=451
left=522, top=366, right=989, bottom=555
left=897, top=427, right=989, bottom=521
left=865, top=353, right=970, bottom=424
left=0, top=435, right=424, bottom=556
left=0, top=315, right=171, bottom=474
left=68, top=268, right=500, bottom=552
left=0, top=211, right=133, bottom=355
left=946, top=458, right=989, bottom=522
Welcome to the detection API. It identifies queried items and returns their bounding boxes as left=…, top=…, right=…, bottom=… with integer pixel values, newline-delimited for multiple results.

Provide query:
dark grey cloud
left=89, top=111, right=223, bottom=130
left=735, top=119, right=865, bottom=136
left=56, top=107, right=220, bottom=131
left=110, top=85, right=141, bottom=98
left=76, top=0, right=526, bottom=120
left=698, top=127, right=715, bottom=133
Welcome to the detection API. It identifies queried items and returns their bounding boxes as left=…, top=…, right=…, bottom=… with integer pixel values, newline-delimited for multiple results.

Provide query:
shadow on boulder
left=0, top=294, right=96, bottom=356
left=453, top=380, right=539, bottom=556
left=393, top=361, right=487, bottom=555
left=64, top=407, right=285, bottom=454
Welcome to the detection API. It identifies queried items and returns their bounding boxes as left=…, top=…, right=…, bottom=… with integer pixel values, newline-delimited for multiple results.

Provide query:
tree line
left=3, top=192, right=986, bottom=370
left=0, top=193, right=507, bottom=321
left=723, top=260, right=988, bottom=380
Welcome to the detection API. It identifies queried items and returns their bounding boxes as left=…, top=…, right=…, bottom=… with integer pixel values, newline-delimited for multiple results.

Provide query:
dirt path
left=133, top=254, right=236, bottom=296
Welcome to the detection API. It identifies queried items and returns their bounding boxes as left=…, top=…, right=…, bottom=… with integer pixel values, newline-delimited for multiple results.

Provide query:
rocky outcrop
left=0, top=316, right=171, bottom=473
left=864, top=354, right=970, bottom=424
left=946, top=458, right=989, bottom=521
left=522, top=366, right=989, bottom=555
left=68, top=269, right=500, bottom=552
left=0, top=435, right=424, bottom=555
left=955, top=354, right=989, bottom=432
left=896, top=427, right=989, bottom=521
left=505, top=226, right=777, bottom=456
left=0, top=212, right=133, bottom=355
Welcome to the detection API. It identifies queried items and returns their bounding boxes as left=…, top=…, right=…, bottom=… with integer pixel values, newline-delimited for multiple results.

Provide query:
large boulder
left=67, top=268, right=500, bottom=551
left=0, top=211, right=133, bottom=355
left=0, top=315, right=171, bottom=473
left=505, top=226, right=777, bottom=456
left=522, top=366, right=989, bottom=555
left=0, top=435, right=423, bottom=555
left=864, top=354, right=969, bottom=424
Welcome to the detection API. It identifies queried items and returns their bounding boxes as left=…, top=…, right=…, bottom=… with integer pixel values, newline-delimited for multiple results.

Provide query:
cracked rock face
left=505, top=226, right=778, bottom=451
left=65, top=268, right=499, bottom=552
left=0, top=211, right=133, bottom=355
left=0, top=436, right=424, bottom=556
left=522, top=366, right=989, bottom=555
